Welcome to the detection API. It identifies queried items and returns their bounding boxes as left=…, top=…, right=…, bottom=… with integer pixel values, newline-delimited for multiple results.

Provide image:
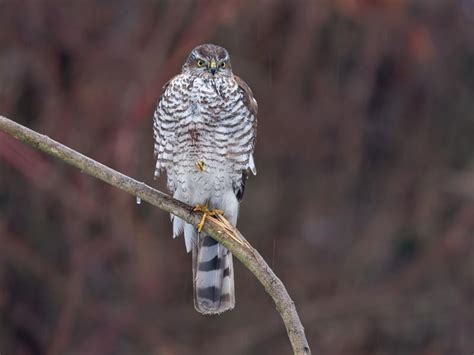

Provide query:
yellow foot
left=196, top=160, right=205, bottom=172
left=193, top=204, right=224, bottom=232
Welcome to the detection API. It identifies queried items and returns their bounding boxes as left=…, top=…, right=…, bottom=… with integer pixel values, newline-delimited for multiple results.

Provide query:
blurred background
left=1, top=0, right=473, bottom=354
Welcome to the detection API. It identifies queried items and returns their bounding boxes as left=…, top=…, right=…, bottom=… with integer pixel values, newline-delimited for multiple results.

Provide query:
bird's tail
left=192, top=233, right=235, bottom=314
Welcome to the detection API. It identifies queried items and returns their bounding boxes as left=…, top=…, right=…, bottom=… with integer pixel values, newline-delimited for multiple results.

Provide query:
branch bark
left=0, top=115, right=311, bottom=355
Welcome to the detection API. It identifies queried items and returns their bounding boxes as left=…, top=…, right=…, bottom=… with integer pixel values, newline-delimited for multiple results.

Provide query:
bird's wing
left=234, top=75, right=257, bottom=174
left=153, top=75, right=181, bottom=181
left=232, top=75, right=258, bottom=202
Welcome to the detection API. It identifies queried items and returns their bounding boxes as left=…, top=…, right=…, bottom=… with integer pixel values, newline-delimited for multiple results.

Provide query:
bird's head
left=183, top=44, right=232, bottom=78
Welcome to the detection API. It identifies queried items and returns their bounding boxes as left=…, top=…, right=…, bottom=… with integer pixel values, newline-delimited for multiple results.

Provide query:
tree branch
left=0, top=115, right=311, bottom=355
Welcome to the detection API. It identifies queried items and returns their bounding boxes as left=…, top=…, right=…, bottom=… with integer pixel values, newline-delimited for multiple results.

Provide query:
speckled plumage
left=153, top=44, right=257, bottom=314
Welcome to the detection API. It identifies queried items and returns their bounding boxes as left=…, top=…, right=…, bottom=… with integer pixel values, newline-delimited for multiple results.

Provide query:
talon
left=197, top=213, right=207, bottom=232
left=193, top=203, right=207, bottom=213
left=196, top=160, right=205, bottom=172
left=193, top=204, right=224, bottom=232
left=209, top=209, right=224, bottom=216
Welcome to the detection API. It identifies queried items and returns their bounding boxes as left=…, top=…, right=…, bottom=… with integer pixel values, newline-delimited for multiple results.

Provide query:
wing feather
left=232, top=75, right=258, bottom=201
left=153, top=75, right=180, bottom=181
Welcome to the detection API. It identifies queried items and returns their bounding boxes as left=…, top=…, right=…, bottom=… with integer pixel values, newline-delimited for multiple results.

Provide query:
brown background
left=1, top=1, right=473, bottom=354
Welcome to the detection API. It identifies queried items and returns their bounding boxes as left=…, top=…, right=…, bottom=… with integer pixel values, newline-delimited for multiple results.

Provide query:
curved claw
left=193, top=204, right=224, bottom=232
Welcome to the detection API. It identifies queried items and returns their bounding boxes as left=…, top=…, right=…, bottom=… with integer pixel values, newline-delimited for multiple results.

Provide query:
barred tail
left=192, top=234, right=235, bottom=314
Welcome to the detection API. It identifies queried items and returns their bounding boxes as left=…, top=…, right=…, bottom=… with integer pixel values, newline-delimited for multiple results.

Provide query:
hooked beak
left=209, top=59, right=217, bottom=75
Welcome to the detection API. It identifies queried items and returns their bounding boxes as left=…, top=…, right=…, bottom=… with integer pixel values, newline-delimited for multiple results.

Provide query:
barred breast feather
left=153, top=73, right=257, bottom=195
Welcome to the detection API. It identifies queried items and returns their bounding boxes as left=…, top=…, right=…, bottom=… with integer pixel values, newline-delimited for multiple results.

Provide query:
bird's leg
left=193, top=203, right=224, bottom=232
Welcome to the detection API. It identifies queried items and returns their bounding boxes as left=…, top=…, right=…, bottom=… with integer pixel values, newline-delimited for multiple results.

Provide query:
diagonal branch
left=0, top=115, right=311, bottom=355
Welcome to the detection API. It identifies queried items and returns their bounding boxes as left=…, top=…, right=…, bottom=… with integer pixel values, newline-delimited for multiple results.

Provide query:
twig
left=0, top=115, right=311, bottom=355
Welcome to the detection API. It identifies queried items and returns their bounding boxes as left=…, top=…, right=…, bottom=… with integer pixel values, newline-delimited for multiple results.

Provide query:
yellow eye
left=220, top=61, right=226, bottom=68
left=197, top=60, right=205, bottom=67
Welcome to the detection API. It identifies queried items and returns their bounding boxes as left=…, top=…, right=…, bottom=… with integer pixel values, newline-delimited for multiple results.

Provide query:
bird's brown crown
left=191, top=44, right=229, bottom=61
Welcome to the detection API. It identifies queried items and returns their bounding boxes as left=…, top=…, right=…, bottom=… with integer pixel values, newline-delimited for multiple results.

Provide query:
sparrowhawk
left=153, top=44, right=257, bottom=314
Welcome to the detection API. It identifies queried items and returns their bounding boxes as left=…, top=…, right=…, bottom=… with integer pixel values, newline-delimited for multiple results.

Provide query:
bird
left=153, top=44, right=257, bottom=314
